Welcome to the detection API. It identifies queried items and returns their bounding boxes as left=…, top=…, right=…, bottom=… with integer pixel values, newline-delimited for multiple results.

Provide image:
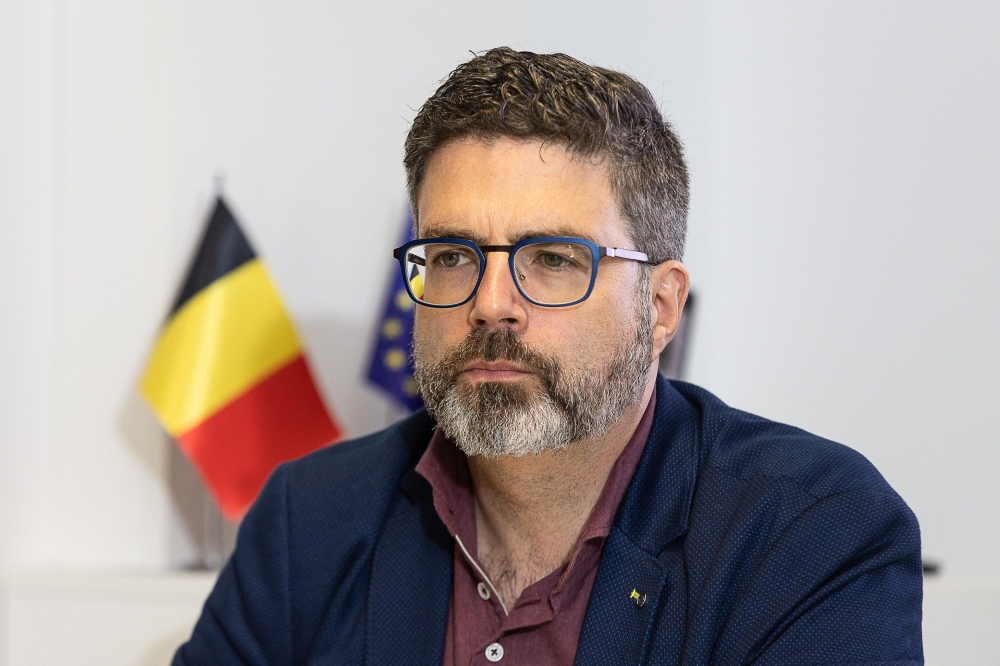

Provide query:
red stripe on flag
left=178, top=354, right=341, bottom=519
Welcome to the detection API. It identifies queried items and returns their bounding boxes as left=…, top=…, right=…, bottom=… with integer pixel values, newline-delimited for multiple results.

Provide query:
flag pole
left=201, top=168, right=226, bottom=571
left=203, top=491, right=224, bottom=569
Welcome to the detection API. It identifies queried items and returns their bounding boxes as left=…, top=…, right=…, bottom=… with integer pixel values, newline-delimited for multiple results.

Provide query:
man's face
left=412, top=137, right=655, bottom=457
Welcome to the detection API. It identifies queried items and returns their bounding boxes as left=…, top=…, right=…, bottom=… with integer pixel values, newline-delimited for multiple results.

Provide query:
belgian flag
left=141, top=197, right=341, bottom=519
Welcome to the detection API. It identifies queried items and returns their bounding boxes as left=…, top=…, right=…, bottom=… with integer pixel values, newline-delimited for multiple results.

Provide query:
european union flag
left=366, top=208, right=424, bottom=411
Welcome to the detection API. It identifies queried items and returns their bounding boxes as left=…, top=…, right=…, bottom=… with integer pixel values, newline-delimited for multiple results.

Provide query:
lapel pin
left=630, top=588, right=647, bottom=608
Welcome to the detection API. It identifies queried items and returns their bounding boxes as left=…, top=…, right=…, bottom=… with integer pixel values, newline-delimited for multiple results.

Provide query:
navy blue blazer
left=175, top=376, right=923, bottom=665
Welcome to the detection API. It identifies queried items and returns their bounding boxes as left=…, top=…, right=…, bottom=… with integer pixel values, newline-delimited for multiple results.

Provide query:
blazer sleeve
left=173, top=465, right=294, bottom=666
left=717, top=487, right=924, bottom=666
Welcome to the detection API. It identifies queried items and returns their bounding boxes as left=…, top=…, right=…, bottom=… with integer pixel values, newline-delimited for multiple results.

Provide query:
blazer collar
left=573, top=376, right=701, bottom=666
left=613, top=373, right=701, bottom=554
left=366, top=418, right=452, bottom=666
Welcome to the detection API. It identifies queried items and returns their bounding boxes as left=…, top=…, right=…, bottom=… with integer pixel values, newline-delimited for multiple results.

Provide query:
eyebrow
left=419, top=223, right=599, bottom=245
left=419, top=225, right=488, bottom=244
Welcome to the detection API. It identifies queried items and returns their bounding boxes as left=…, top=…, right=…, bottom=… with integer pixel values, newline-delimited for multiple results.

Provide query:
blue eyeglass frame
left=391, top=236, right=655, bottom=308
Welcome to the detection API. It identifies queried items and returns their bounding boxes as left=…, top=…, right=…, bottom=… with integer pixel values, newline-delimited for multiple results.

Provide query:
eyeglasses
left=392, top=236, right=654, bottom=308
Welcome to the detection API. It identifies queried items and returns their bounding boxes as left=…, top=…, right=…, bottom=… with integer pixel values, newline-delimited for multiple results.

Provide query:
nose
left=468, top=251, right=528, bottom=331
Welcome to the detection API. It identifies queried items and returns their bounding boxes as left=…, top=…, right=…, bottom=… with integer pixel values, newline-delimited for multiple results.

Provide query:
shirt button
left=485, top=642, right=504, bottom=662
left=477, top=582, right=491, bottom=600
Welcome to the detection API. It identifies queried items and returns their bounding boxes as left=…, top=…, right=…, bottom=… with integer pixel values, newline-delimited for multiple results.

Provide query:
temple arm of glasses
left=601, top=247, right=655, bottom=264
left=391, top=248, right=427, bottom=266
left=407, top=253, right=426, bottom=266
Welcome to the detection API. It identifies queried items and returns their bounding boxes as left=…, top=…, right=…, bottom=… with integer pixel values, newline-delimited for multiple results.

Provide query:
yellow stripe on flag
left=141, top=259, right=302, bottom=436
left=410, top=273, right=424, bottom=300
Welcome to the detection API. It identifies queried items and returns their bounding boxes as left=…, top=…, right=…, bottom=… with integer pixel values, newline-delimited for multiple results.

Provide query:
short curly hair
left=404, top=47, right=689, bottom=263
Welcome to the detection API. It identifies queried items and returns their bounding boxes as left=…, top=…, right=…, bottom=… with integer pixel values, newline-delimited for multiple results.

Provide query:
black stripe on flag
left=171, top=197, right=257, bottom=315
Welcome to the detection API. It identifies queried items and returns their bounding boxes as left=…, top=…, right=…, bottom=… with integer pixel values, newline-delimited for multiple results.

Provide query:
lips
left=460, top=360, right=534, bottom=381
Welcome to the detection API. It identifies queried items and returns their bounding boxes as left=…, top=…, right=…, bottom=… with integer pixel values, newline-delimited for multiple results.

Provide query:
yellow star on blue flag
left=366, top=207, right=423, bottom=411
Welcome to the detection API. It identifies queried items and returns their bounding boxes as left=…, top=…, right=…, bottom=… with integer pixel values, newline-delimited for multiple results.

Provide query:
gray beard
left=413, top=285, right=653, bottom=458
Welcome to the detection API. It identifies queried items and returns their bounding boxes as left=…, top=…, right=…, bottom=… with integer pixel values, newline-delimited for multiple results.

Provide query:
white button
left=485, top=642, right=504, bottom=662
left=477, top=581, right=491, bottom=600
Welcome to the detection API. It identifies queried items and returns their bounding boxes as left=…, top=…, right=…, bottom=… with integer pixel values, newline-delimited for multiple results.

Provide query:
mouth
left=460, top=360, right=535, bottom=383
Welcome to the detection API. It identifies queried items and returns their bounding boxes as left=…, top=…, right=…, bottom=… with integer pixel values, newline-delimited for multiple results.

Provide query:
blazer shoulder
left=662, top=383, right=922, bottom=666
left=237, top=410, right=436, bottom=660
left=275, top=409, right=435, bottom=529
left=668, top=380, right=895, bottom=501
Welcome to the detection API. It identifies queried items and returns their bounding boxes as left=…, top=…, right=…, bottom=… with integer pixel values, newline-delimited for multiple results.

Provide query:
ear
left=648, top=260, right=690, bottom=361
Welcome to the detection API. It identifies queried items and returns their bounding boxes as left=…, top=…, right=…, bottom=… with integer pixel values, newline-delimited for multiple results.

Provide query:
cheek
left=534, top=278, right=644, bottom=362
left=413, top=308, right=471, bottom=358
left=526, top=312, right=613, bottom=363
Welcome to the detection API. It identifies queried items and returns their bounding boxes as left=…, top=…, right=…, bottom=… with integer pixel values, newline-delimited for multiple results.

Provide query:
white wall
left=690, top=0, right=1000, bottom=577
left=0, top=0, right=57, bottom=571
left=0, top=0, right=997, bottom=584
left=52, top=0, right=177, bottom=567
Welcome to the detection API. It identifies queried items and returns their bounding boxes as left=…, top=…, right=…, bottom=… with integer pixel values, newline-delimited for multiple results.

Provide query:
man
left=175, top=48, right=922, bottom=665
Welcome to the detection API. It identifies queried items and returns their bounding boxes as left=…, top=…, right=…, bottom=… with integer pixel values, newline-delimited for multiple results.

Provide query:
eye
left=540, top=252, right=570, bottom=268
left=435, top=251, right=468, bottom=268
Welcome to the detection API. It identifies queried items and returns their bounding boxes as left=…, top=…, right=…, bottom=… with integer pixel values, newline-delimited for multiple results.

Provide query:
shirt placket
left=455, top=535, right=559, bottom=665
left=455, top=534, right=509, bottom=617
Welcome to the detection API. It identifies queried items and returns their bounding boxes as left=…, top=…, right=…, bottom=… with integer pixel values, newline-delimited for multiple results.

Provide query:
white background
left=1, top=0, right=997, bottom=601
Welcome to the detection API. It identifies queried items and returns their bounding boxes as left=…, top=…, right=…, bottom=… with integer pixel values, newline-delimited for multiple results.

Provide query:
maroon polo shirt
left=415, top=388, right=656, bottom=666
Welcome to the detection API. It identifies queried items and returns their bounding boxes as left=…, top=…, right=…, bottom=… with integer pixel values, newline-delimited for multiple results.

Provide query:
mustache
left=431, top=327, right=559, bottom=386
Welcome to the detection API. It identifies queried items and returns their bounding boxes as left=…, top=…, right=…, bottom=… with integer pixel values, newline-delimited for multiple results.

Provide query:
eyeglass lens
left=403, top=241, right=594, bottom=306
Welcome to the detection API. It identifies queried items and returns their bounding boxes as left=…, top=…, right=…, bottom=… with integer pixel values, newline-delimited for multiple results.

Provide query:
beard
left=412, top=281, right=654, bottom=458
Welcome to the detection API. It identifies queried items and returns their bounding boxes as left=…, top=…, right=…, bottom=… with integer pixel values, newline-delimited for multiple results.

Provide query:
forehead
left=417, top=137, right=629, bottom=245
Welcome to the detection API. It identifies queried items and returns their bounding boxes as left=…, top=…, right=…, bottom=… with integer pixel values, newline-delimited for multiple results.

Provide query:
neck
left=467, top=370, right=656, bottom=608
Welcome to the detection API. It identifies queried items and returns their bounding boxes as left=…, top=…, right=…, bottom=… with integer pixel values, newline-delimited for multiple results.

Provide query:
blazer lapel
left=366, top=472, right=453, bottom=666
left=575, top=376, right=702, bottom=666
left=574, top=528, right=669, bottom=666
